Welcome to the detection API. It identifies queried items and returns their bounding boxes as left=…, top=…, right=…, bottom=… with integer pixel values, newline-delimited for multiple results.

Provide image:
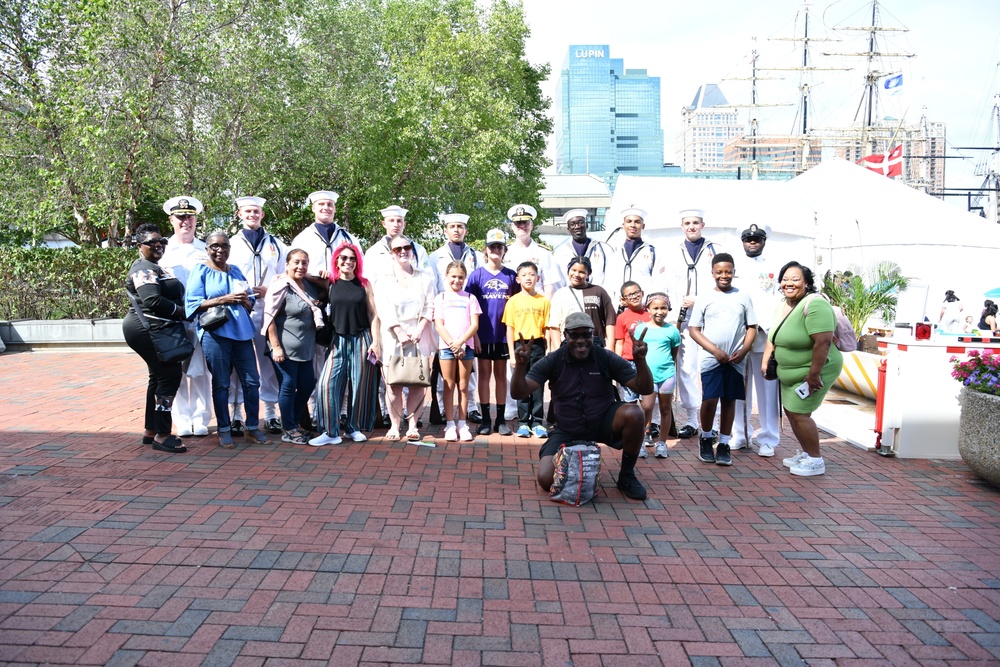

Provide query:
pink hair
left=330, top=242, right=368, bottom=287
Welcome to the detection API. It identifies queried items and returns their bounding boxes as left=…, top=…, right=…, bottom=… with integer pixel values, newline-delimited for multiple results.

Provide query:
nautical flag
left=857, top=144, right=904, bottom=178
left=882, top=74, right=904, bottom=97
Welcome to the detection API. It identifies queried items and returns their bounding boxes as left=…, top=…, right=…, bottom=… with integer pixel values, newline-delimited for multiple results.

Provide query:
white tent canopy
left=604, top=159, right=998, bottom=322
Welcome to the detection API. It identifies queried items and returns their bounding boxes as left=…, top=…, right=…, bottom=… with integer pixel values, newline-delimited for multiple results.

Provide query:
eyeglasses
left=339, top=256, right=357, bottom=263
left=140, top=238, right=168, bottom=247
left=391, top=245, right=412, bottom=255
left=565, top=330, right=593, bottom=340
left=208, top=243, right=230, bottom=251
left=623, top=291, right=643, bottom=300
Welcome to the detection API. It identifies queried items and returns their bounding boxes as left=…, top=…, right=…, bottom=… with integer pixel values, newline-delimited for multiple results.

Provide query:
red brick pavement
left=1, top=349, right=999, bottom=666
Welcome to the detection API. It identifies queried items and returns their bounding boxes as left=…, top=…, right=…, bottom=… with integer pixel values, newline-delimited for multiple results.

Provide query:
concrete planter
left=958, top=388, right=1000, bottom=488
left=0, top=319, right=126, bottom=349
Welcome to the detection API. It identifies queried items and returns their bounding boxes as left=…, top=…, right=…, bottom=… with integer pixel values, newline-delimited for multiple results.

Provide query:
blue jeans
left=202, top=331, right=260, bottom=432
left=271, top=357, right=315, bottom=431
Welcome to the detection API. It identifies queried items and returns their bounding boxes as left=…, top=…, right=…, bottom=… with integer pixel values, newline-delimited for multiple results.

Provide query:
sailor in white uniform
left=551, top=208, right=610, bottom=290
left=364, top=205, right=429, bottom=280
left=604, top=207, right=659, bottom=298
left=732, top=224, right=782, bottom=456
left=227, top=196, right=286, bottom=434
left=159, top=196, right=211, bottom=437
left=670, top=208, right=724, bottom=439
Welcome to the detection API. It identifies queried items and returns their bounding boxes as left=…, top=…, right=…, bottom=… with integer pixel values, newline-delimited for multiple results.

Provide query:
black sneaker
left=649, top=423, right=660, bottom=440
left=231, top=420, right=245, bottom=437
left=467, top=410, right=482, bottom=424
left=495, top=420, right=512, bottom=436
left=264, top=418, right=282, bottom=434
left=616, top=471, right=647, bottom=500
left=477, top=421, right=491, bottom=436
left=380, top=413, right=392, bottom=428
left=699, top=436, right=716, bottom=463
left=668, top=422, right=678, bottom=438
left=715, top=442, right=732, bottom=466
left=678, top=425, right=698, bottom=439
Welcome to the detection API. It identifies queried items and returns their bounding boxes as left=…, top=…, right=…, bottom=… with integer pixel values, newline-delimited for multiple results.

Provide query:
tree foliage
left=0, top=0, right=550, bottom=248
left=822, top=262, right=910, bottom=335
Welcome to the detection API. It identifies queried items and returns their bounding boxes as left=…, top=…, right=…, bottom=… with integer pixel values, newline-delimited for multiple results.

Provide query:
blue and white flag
left=882, top=73, right=904, bottom=97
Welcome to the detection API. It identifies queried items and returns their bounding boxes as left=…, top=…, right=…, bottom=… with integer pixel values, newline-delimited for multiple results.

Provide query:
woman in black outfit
left=123, top=223, right=190, bottom=453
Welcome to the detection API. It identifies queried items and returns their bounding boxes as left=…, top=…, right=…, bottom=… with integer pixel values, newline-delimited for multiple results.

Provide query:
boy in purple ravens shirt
left=465, top=229, right=520, bottom=435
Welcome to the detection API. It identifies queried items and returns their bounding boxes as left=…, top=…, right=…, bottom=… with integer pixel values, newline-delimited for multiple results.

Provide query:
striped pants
left=316, top=331, right=380, bottom=437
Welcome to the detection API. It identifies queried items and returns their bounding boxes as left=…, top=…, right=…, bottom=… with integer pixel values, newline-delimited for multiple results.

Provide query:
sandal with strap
left=406, top=428, right=421, bottom=442
left=385, top=428, right=401, bottom=442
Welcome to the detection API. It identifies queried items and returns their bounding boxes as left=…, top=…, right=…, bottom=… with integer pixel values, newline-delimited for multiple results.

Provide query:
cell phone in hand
left=367, top=350, right=377, bottom=365
left=795, top=381, right=811, bottom=399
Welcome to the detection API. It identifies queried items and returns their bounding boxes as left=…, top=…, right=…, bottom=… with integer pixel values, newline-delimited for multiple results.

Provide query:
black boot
left=616, top=450, right=647, bottom=500
left=477, top=404, right=492, bottom=435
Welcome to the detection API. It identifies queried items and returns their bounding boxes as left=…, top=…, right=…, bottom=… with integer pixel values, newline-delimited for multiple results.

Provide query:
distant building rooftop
left=541, top=174, right=613, bottom=199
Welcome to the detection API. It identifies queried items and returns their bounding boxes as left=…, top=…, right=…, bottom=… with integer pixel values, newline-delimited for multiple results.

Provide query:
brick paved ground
left=1, top=349, right=998, bottom=666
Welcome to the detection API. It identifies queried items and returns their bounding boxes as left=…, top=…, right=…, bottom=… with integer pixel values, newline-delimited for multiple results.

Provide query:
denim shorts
left=439, top=346, right=475, bottom=361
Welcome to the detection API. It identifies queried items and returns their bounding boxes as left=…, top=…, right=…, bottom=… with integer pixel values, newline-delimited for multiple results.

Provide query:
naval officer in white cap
left=552, top=208, right=609, bottom=289
left=291, top=191, right=363, bottom=279
left=159, top=196, right=211, bottom=437
left=226, top=196, right=287, bottom=435
left=670, top=208, right=724, bottom=439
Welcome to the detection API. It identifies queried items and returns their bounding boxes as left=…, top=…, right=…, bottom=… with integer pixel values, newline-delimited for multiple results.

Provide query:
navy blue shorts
left=701, top=364, right=746, bottom=401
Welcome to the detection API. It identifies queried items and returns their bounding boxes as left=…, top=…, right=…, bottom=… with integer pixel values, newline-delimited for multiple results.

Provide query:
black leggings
left=123, top=314, right=184, bottom=434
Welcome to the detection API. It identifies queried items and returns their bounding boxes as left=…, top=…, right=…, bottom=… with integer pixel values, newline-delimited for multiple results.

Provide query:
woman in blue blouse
left=186, top=231, right=271, bottom=448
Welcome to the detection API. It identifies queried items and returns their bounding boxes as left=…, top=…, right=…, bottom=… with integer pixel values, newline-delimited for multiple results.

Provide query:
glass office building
left=555, top=45, right=664, bottom=178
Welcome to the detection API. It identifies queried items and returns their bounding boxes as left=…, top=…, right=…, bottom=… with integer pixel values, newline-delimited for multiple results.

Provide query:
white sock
left=701, top=430, right=714, bottom=439
left=719, top=434, right=731, bottom=444
left=446, top=420, right=456, bottom=429
left=458, top=420, right=467, bottom=430
left=265, top=403, right=277, bottom=420
left=232, top=404, right=244, bottom=421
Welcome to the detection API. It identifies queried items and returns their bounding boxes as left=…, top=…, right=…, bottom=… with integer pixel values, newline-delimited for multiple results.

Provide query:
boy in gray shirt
left=689, top=253, right=757, bottom=465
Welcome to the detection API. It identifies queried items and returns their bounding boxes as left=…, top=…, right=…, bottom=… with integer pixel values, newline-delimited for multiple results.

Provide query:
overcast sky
left=520, top=0, right=1000, bottom=199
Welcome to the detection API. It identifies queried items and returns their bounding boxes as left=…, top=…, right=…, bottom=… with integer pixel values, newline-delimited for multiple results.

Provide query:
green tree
left=822, top=262, right=910, bottom=336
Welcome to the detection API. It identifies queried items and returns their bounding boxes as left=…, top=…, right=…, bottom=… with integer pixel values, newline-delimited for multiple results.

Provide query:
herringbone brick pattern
left=1, top=350, right=998, bottom=666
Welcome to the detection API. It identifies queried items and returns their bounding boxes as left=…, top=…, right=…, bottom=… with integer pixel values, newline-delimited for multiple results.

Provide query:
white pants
left=230, top=303, right=279, bottom=413
left=173, top=333, right=212, bottom=431
left=733, top=349, right=781, bottom=448
left=675, top=327, right=701, bottom=428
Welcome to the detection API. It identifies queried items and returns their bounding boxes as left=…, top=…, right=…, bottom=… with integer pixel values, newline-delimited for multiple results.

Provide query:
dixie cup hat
left=678, top=208, right=705, bottom=220
left=307, top=190, right=339, bottom=205
left=235, top=196, right=265, bottom=209
left=563, top=208, right=588, bottom=222
left=441, top=213, right=470, bottom=226
left=621, top=206, right=646, bottom=220
left=380, top=205, right=408, bottom=219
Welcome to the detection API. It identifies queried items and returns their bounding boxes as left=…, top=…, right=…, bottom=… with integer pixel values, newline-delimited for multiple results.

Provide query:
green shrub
left=0, top=248, right=136, bottom=320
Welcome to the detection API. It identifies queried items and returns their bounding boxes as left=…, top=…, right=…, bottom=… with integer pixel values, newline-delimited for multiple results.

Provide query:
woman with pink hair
left=309, top=242, right=382, bottom=446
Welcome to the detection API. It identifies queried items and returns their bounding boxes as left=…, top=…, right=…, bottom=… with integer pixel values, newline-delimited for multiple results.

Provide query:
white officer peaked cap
left=564, top=209, right=588, bottom=221
left=235, top=196, right=266, bottom=209
left=621, top=207, right=646, bottom=220
left=380, top=205, right=408, bottom=219
left=679, top=208, right=705, bottom=220
left=442, top=213, right=470, bottom=226
left=163, top=196, right=204, bottom=216
left=307, top=190, right=339, bottom=205
left=507, top=204, right=537, bottom=222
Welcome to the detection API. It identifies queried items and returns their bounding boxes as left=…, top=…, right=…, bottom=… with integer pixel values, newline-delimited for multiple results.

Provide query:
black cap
left=741, top=224, right=767, bottom=241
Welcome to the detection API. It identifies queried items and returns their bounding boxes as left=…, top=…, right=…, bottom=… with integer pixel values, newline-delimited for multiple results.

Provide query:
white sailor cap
left=564, top=208, right=589, bottom=222
left=621, top=207, right=647, bottom=220
left=442, top=213, right=470, bottom=226
left=380, top=205, right=408, bottom=219
left=163, top=196, right=204, bottom=216
left=679, top=208, right=705, bottom=220
left=507, top=204, right=537, bottom=222
left=235, top=196, right=266, bottom=209
left=485, top=228, right=507, bottom=246
left=307, top=190, right=339, bottom=205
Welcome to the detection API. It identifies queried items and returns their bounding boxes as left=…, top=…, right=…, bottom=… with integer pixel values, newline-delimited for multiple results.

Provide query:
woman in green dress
left=762, top=261, right=843, bottom=477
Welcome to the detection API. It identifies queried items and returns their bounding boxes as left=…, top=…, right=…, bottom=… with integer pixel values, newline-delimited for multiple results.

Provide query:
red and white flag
left=857, top=144, right=903, bottom=178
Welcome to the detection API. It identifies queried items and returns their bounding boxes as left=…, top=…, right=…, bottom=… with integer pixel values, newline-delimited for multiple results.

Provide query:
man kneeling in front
left=511, top=312, right=653, bottom=500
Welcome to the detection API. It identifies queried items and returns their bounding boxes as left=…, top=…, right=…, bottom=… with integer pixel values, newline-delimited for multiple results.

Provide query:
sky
left=519, top=0, right=1000, bottom=201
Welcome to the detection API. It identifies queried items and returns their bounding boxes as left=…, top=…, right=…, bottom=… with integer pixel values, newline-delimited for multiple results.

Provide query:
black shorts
left=701, top=364, right=746, bottom=401
left=539, top=401, right=629, bottom=459
left=477, top=342, right=509, bottom=361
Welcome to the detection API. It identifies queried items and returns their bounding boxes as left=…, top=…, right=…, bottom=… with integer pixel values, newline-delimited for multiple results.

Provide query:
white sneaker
left=782, top=450, right=808, bottom=468
left=757, top=444, right=775, bottom=458
left=444, top=425, right=458, bottom=442
left=348, top=431, right=367, bottom=442
left=731, top=440, right=747, bottom=451
left=638, top=444, right=648, bottom=459
left=458, top=425, right=474, bottom=442
left=654, top=442, right=669, bottom=458
left=177, top=425, right=193, bottom=438
left=790, top=456, right=826, bottom=477
left=308, top=432, right=342, bottom=447
left=192, top=424, right=209, bottom=436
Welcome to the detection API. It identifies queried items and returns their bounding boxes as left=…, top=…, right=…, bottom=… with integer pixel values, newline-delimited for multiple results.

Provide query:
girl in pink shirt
left=434, top=261, right=482, bottom=441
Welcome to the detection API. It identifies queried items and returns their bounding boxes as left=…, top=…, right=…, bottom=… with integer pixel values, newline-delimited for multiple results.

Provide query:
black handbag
left=199, top=305, right=231, bottom=332
left=127, top=292, right=194, bottom=364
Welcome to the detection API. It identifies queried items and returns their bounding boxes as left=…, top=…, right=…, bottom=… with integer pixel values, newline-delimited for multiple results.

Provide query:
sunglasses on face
left=208, top=243, right=230, bottom=251
left=565, top=330, right=593, bottom=340
left=339, top=255, right=357, bottom=262
left=140, top=238, right=168, bottom=248
left=391, top=245, right=412, bottom=255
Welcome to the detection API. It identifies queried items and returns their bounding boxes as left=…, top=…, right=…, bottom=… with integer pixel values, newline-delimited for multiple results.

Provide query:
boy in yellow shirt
left=503, top=262, right=551, bottom=437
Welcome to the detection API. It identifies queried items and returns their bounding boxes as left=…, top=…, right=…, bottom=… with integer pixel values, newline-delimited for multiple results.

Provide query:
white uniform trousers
left=733, top=349, right=781, bottom=449
left=173, top=330, right=212, bottom=433
left=674, top=326, right=701, bottom=428
left=229, top=302, right=279, bottom=413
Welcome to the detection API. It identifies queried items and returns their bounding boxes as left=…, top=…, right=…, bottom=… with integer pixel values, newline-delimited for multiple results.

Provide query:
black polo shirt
left=527, top=346, right=636, bottom=437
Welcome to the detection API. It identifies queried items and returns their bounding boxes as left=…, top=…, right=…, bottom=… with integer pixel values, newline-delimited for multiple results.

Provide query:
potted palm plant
left=822, top=262, right=910, bottom=347
left=953, top=351, right=1000, bottom=487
